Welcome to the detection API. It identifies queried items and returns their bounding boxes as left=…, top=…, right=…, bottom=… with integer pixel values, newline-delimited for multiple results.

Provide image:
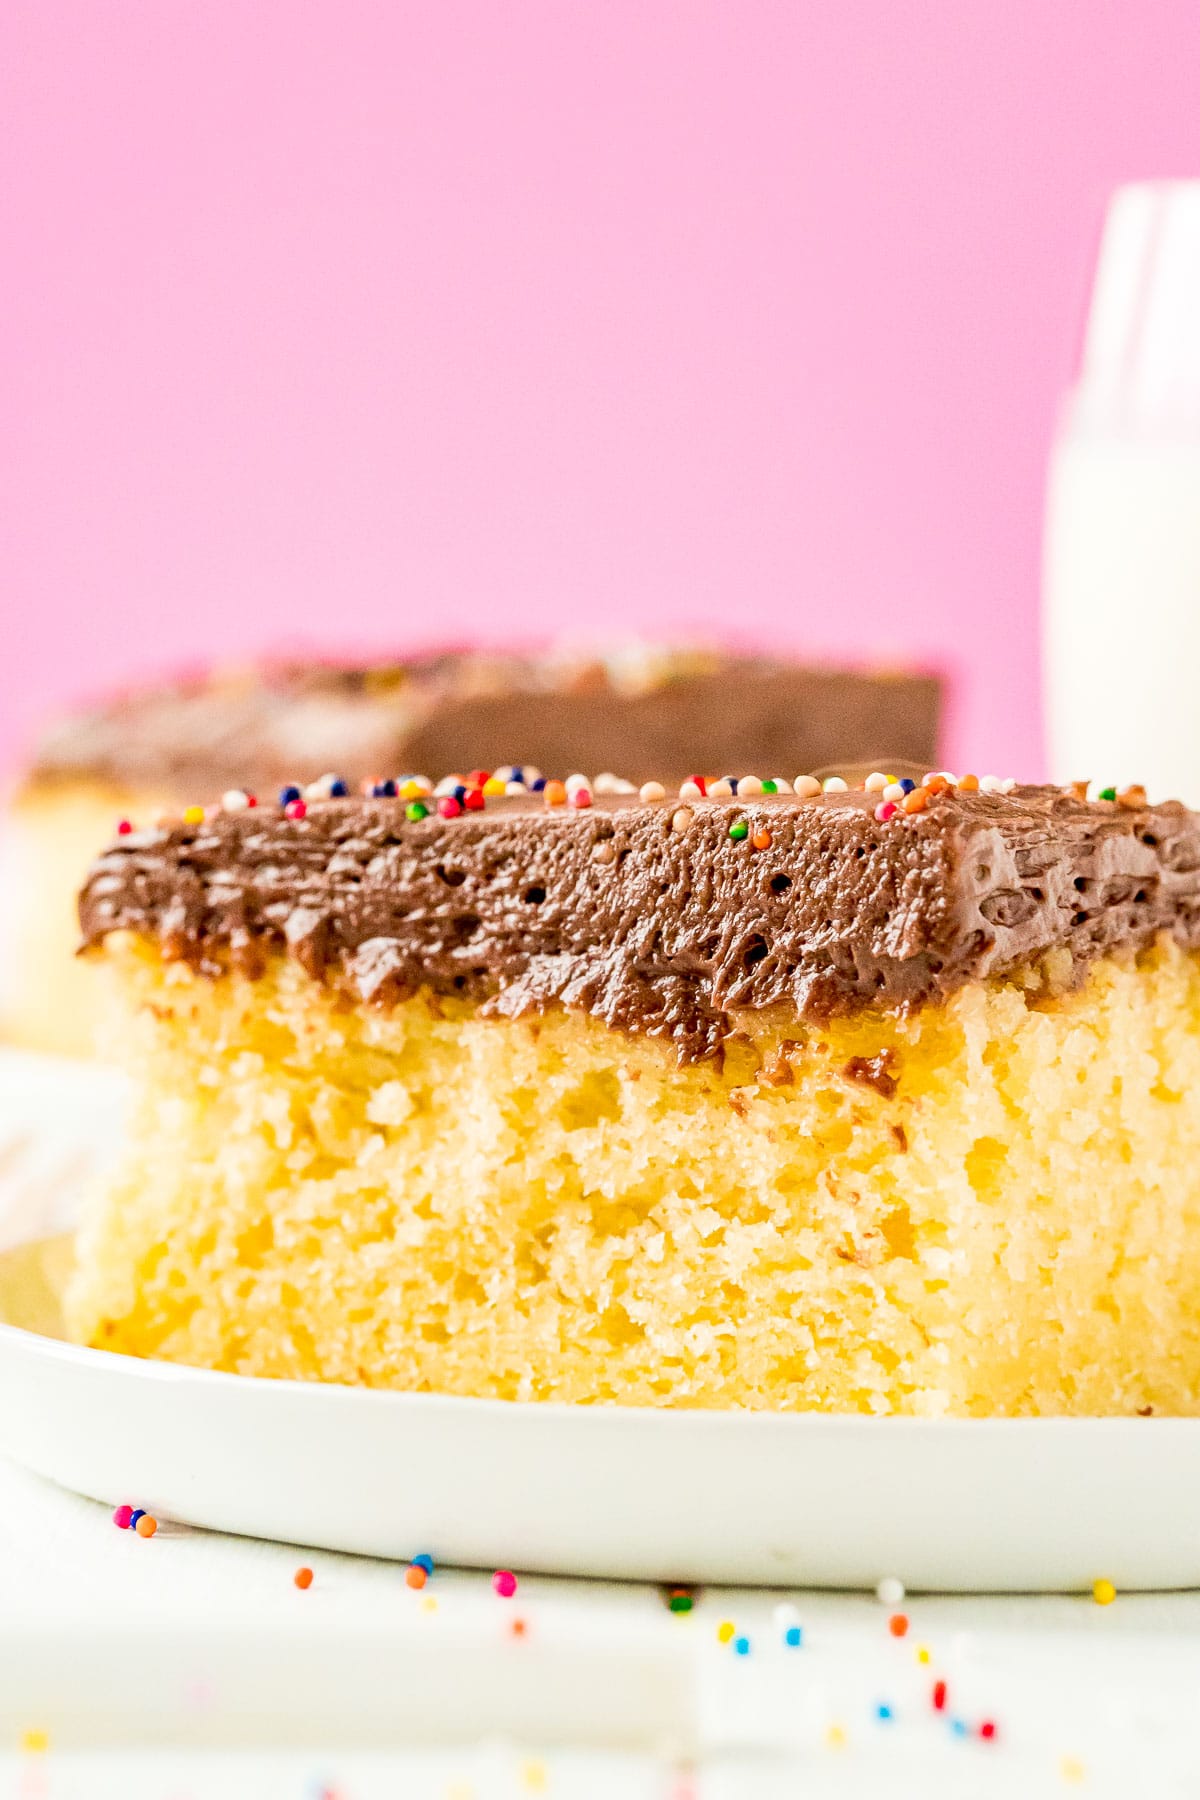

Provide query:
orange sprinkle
left=543, top=780, right=567, bottom=806
left=510, top=1616, right=528, bottom=1638
left=957, top=773, right=980, bottom=791
left=751, top=828, right=772, bottom=851
left=135, top=1514, right=158, bottom=1538
left=924, top=775, right=950, bottom=795
left=902, top=788, right=928, bottom=815
left=293, top=1566, right=313, bottom=1589
left=888, top=1613, right=909, bottom=1637
left=405, top=1564, right=427, bottom=1589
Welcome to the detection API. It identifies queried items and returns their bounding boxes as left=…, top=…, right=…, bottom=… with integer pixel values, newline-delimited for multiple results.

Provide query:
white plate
left=2, top=1234, right=1199, bottom=1593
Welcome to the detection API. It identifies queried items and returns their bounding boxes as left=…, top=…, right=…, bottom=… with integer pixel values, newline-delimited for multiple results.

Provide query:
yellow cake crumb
left=65, top=933, right=1200, bottom=1414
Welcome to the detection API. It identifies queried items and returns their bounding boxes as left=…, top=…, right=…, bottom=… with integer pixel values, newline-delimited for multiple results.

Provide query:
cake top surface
left=78, top=765, right=1200, bottom=1062
left=27, top=646, right=940, bottom=794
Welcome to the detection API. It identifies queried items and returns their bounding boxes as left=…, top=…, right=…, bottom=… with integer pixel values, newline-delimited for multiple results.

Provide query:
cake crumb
left=842, top=1049, right=899, bottom=1099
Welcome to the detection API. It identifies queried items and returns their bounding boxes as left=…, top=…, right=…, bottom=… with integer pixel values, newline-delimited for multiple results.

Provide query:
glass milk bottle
left=1044, top=181, right=1200, bottom=803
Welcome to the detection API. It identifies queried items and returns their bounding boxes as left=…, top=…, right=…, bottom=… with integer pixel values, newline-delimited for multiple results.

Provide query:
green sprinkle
left=1098, top=787, right=1117, bottom=802
left=406, top=800, right=430, bottom=821
left=761, top=779, right=778, bottom=794
left=668, top=1593, right=694, bottom=1613
left=729, top=820, right=749, bottom=840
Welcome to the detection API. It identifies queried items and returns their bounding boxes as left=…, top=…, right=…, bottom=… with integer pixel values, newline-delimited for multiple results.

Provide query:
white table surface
left=3, top=1053, right=1200, bottom=1796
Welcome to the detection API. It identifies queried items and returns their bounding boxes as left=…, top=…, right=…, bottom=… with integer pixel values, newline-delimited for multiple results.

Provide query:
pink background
left=4, top=2, right=1200, bottom=780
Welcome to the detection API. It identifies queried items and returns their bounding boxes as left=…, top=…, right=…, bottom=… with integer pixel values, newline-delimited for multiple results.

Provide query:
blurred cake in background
left=0, top=645, right=940, bottom=1057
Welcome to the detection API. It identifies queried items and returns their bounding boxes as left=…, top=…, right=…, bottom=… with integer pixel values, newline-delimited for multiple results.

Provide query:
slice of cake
left=68, top=767, right=1200, bottom=1418
left=1, top=650, right=940, bottom=1057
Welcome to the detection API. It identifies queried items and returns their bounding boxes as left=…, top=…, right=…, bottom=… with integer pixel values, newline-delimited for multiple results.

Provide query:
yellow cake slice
left=67, top=769, right=1200, bottom=1416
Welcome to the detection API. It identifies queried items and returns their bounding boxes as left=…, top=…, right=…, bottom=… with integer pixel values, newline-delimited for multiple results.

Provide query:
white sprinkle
left=769, top=777, right=792, bottom=794
left=521, top=767, right=543, bottom=784
left=612, top=778, right=638, bottom=794
left=221, top=789, right=250, bottom=813
left=882, top=782, right=906, bottom=803
left=980, top=775, right=1005, bottom=792
left=433, top=776, right=460, bottom=798
left=706, top=778, right=734, bottom=799
left=494, top=765, right=518, bottom=783
left=411, top=775, right=433, bottom=795
left=1001, top=777, right=1017, bottom=793
left=639, top=781, right=666, bottom=803
left=671, top=807, right=695, bottom=834
left=823, top=776, right=848, bottom=793
left=565, top=773, right=589, bottom=794
left=875, top=1575, right=905, bottom=1607
left=772, top=1601, right=801, bottom=1631
left=865, top=772, right=889, bottom=792
left=505, top=781, right=527, bottom=796
left=738, top=776, right=764, bottom=797
left=679, top=780, right=704, bottom=801
left=793, top=776, right=821, bottom=799
left=594, top=773, right=622, bottom=795
left=592, top=839, right=616, bottom=864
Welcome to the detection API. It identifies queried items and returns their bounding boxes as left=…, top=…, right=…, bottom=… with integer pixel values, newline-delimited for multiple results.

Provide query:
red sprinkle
left=569, top=788, right=592, bottom=809
left=284, top=799, right=307, bottom=821
left=888, top=1614, right=909, bottom=1637
left=492, top=1569, right=518, bottom=1598
left=980, top=1720, right=997, bottom=1741
left=467, top=770, right=490, bottom=789
left=933, top=1679, right=947, bottom=1712
left=437, top=797, right=463, bottom=819
left=464, top=788, right=486, bottom=812
left=116, top=819, right=133, bottom=836
left=112, top=1504, right=133, bottom=1529
left=686, top=775, right=708, bottom=796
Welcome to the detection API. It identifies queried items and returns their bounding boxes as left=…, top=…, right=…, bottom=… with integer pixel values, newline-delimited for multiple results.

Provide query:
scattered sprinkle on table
left=294, top=1566, right=314, bottom=1590
left=492, top=1569, right=518, bottom=1598
left=1093, top=1577, right=1116, bottom=1605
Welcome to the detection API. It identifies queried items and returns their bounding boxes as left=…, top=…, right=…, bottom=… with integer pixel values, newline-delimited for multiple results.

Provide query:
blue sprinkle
left=784, top=1626, right=803, bottom=1648
left=452, top=785, right=468, bottom=803
left=329, top=778, right=349, bottom=798
left=412, top=1552, right=434, bottom=1574
left=129, top=1509, right=145, bottom=1529
left=372, top=779, right=397, bottom=798
left=733, top=1635, right=751, bottom=1656
left=950, top=1718, right=969, bottom=1738
left=279, top=785, right=301, bottom=806
left=876, top=1702, right=894, bottom=1722
left=530, top=777, right=548, bottom=792
left=900, top=778, right=916, bottom=793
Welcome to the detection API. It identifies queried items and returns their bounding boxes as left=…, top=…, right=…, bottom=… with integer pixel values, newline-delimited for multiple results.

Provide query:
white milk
left=1045, top=432, right=1200, bottom=800
left=1042, top=181, right=1200, bottom=800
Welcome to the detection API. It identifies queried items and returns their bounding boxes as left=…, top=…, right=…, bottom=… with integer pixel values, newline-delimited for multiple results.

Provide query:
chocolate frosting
left=29, top=651, right=941, bottom=795
left=78, top=784, right=1200, bottom=1063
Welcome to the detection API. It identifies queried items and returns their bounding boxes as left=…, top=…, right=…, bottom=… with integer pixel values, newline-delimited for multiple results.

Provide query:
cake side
left=64, top=933, right=1200, bottom=1416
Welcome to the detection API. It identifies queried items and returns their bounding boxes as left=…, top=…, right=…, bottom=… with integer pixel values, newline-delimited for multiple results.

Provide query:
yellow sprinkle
left=422, top=1594, right=439, bottom=1613
left=915, top=1644, right=931, bottom=1664
left=1092, top=1578, right=1116, bottom=1606
left=1060, top=1754, right=1086, bottom=1784
left=519, top=1759, right=548, bottom=1792
left=483, top=777, right=506, bottom=796
left=444, top=1785, right=474, bottom=1800
left=825, top=1723, right=847, bottom=1750
left=716, top=1619, right=736, bottom=1643
left=399, top=779, right=424, bottom=799
left=20, top=1730, right=48, bottom=1754
left=182, top=805, right=205, bottom=825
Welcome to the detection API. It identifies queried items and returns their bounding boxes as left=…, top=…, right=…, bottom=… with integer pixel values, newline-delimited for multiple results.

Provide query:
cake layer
left=28, top=652, right=941, bottom=794
left=65, top=937, right=1200, bottom=1416
left=79, top=782, right=1200, bottom=1062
